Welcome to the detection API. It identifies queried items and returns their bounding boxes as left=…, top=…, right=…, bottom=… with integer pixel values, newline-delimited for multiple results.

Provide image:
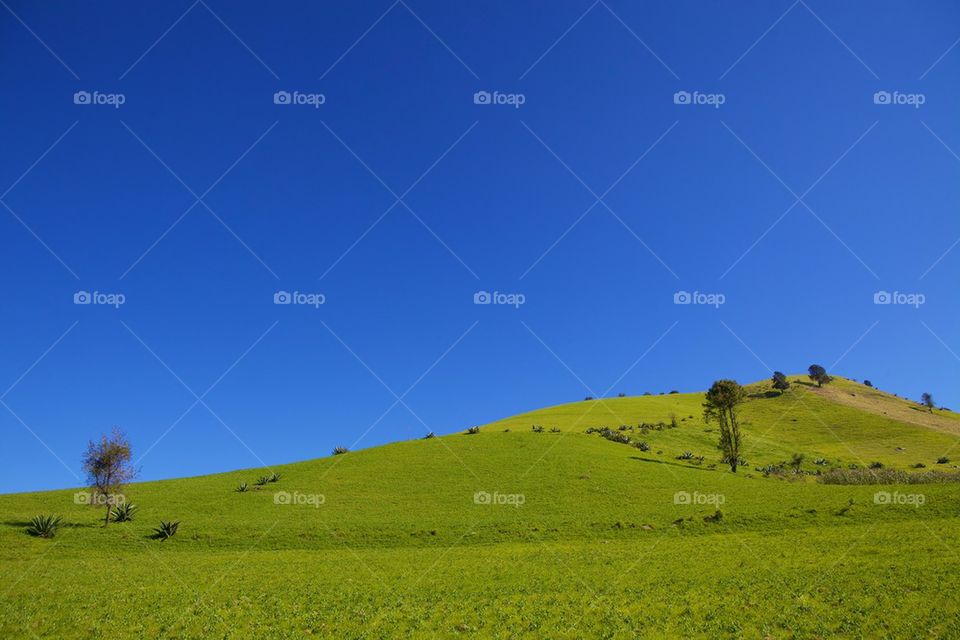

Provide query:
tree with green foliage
left=921, top=392, right=935, bottom=412
left=808, top=364, right=832, bottom=388
left=82, top=428, right=135, bottom=527
left=771, top=371, right=790, bottom=393
left=703, top=379, right=746, bottom=472
left=863, top=380, right=873, bottom=387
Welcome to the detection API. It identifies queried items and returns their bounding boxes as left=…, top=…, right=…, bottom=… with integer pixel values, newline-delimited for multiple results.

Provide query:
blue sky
left=1, top=0, right=958, bottom=492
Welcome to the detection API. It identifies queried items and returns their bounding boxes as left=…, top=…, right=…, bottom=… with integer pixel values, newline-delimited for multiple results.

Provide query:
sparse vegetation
left=151, top=520, right=180, bottom=541
left=466, top=426, right=480, bottom=435
left=110, top=503, right=138, bottom=523
left=26, top=514, right=61, bottom=538
left=808, top=364, right=832, bottom=388
left=703, top=379, right=746, bottom=472
left=82, top=428, right=135, bottom=527
left=332, top=446, right=349, bottom=455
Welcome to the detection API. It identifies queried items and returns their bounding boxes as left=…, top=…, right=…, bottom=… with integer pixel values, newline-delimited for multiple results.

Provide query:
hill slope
left=1, top=376, right=959, bottom=638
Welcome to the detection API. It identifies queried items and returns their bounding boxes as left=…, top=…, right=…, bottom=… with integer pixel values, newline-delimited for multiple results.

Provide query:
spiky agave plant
left=268, top=473, right=281, bottom=483
left=110, top=503, right=138, bottom=523
left=26, top=514, right=62, bottom=538
left=254, top=476, right=270, bottom=486
left=236, top=482, right=249, bottom=492
left=332, top=446, right=349, bottom=455
left=151, top=520, right=180, bottom=541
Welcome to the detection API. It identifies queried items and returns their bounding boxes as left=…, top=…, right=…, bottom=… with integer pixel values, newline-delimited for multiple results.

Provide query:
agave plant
left=332, top=446, right=349, bottom=455
left=26, top=514, right=62, bottom=538
left=236, top=482, right=249, bottom=493
left=151, top=520, right=180, bottom=541
left=110, top=503, right=138, bottom=523
left=465, top=426, right=480, bottom=435
left=423, top=432, right=436, bottom=439
left=268, top=473, right=281, bottom=483
left=254, top=476, right=270, bottom=486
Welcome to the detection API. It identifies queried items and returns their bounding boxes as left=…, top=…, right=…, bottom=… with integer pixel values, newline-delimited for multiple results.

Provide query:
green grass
left=1, top=376, right=958, bottom=638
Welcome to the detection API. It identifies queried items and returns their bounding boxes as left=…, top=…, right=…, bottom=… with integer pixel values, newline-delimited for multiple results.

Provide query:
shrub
left=26, top=514, right=61, bottom=538
left=531, top=425, right=544, bottom=433
left=151, top=520, right=180, bottom=541
left=549, top=427, right=561, bottom=433
left=466, top=426, right=480, bottom=435
left=236, top=482, right=249, bottom=492
left=584, top=396, right=594, bottom=401
left=617, top=392, right=625, bottom=397
left=669, top=390, right=679, bottom=394
left=635, top=441, right=650, bottom=451
left=268, top=473, right=282, bottom=483
left=819, top=468, right=960, bottom=485
left=703, top=510, right=723, bottom=523
left=423, top=432, right=436, bottom=439
left=912, top=462, right=927, bottom=469
left=332, top=446, right=349, bottom=455
left=790, top=453, right=805, bottom=470
left=677, top=451, right=694, bottom=460
left=255, top=476, right=270, bottom=486
left=937, top=457, right=950, bottom=464
left=868, top=461, right=884, bottom=469
left=599, top=429, right=630, bottom=445
left=669, top=414, right=678, bottom=429
left=110, top=503, right=138, bottom=523
left=813, top=458, right=828, bottom=466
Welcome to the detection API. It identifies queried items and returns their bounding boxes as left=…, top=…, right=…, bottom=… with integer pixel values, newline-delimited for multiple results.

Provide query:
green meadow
left=2, top=377, right=959, bottom=638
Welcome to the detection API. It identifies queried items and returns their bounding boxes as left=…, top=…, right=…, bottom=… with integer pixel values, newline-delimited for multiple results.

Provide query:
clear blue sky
left=1, top=1, right=958, bottom=492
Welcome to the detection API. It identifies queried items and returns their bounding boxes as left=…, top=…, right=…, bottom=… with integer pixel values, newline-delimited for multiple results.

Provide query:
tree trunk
left=104, top=499, right=110, bottom=527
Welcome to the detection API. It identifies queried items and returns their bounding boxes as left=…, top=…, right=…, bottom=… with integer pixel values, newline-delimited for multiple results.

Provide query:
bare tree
left=82, top=428, right=135, bottom=526
left=703, top=379, right=746, bottom=472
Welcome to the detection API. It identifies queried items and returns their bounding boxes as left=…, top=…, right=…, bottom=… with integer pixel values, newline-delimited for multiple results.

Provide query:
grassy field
left=2, top=376, right=959, bottom=638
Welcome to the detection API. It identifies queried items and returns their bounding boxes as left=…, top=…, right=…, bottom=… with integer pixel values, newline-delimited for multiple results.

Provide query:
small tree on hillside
left=82, top=428, right=135, bottom=527
left=703, top=379, right=746, bottom=472
left=863, top=380, right=873, bottom=388
left=808, top=364, right=832, bottom=388
left=771, top=371, right=790, bottom=393
left=921, top=392, right=935, bottom=412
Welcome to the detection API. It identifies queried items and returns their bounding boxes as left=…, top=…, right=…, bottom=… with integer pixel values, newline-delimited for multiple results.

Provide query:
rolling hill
left=1, top=376, right=959, bottom=638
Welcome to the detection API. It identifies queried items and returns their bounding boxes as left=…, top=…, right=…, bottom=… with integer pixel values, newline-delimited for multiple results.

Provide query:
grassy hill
left=1, top=376, right=959, bottom=638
